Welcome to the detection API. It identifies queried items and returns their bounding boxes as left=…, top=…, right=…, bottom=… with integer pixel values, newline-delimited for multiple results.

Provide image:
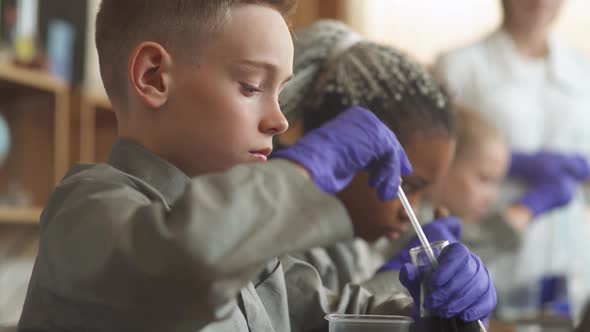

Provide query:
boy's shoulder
left=41, top=163, right=163, bottom=224
left=58, top=162, right=144, bottom=195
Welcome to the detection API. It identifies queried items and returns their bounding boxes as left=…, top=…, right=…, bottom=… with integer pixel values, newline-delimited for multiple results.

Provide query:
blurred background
left=0, top=0, right=588, bottom=329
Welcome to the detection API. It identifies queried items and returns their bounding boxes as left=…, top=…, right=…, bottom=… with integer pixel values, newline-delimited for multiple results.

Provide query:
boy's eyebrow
left=235, top=59, right=294, bottom=85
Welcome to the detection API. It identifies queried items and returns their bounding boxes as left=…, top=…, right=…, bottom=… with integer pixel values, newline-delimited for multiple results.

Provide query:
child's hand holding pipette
left=399, top=243, right=496, bottom=323
left=396, top=187, right=492, bottom=331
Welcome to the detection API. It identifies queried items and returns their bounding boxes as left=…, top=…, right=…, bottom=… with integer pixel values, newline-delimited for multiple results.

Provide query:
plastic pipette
left=398, top=187, right=438, bottom=268
left=397, top=186, right=488, bottom=332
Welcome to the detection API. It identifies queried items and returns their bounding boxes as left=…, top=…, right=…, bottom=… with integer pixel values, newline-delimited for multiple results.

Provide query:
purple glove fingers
left=399, top=243, right=497, bottom=323
left=429, top=243, right=473, bottom=288
left=426, top=258, right=489, bottom=318
left=518, top=177, right=577, bottom=217
left=460, top=277, right=497, bottom=322
left=399, top=263, right=420, bottom=299
left=399, top=263, right=421, bottom=319
left=565, top=155, right=590, bottom=181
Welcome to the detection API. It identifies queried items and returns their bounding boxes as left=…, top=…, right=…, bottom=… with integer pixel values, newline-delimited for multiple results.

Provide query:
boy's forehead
left=203, top=4, right=293, bottom=66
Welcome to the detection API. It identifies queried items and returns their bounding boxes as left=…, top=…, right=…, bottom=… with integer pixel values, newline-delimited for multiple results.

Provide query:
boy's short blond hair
left=96, top=0, right=297, bottom=106
left=455, top=105, right=504, bottom=161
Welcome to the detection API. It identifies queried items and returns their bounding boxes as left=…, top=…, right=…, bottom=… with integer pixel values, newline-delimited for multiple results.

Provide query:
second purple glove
left=400, top=243, right=497, bottom=322
left=517, top=176, right=577, bottom=217
left=509, top=151, right=590, bottom=183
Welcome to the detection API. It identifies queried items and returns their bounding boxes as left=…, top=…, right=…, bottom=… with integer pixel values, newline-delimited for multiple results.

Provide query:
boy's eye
left=240, top=82, right=262, bottom=96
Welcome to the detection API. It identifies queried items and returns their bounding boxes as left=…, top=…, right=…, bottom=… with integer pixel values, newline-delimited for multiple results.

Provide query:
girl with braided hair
left=280, top=20, right=456, bottom=240
left=276, top=20, right=496, bottom=330
left=280, top=19, right=455, bottom=275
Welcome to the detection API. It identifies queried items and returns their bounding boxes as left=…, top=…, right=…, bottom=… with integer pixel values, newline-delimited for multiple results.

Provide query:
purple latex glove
left=567, top=155, right=590, bottom=182
left=272, top=106, right=412, bottom=201
left=379, top=217, right=462, bottom=271
left=400, top=243, right=497, bottom=322
left=517, top=176, right=577, bottom=217
left=510, top=151, right=590, bottom=183
left=539, top=275, right=571, bottom=317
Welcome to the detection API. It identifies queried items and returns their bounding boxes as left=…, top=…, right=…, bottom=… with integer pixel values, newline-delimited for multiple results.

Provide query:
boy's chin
left=213, top=155, right=268, bottom=172
left=248, top=153, right=269, bottom=163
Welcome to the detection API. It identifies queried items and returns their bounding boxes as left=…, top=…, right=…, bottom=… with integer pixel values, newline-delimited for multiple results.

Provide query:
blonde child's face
left=433, top=140, right=510, bottom=222
left=163, top=5, right=293, bottom=176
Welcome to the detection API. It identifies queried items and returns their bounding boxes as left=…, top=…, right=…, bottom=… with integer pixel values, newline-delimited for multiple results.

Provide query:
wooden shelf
left=0, top=63, right=67, bottom=94
left=0, top=206, right=42, bottom=225
left=0, top=63, right=71, bottom=186
left=0, top=63, right=71, bottom=224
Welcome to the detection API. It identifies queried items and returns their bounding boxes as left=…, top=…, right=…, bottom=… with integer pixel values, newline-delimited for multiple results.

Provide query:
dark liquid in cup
left=410, top=317, right=483, bottom=332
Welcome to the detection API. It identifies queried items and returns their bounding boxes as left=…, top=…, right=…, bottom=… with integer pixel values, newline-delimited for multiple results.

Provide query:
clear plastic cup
left=325, top=314, right=413, bottom=332
left=409, top=240, right=450, bottom=318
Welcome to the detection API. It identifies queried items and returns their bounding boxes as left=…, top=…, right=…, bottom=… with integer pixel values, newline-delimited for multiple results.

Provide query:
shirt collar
left=107, top=138, right=190, bottom=205
left=492, top=29, right=579, bottom=91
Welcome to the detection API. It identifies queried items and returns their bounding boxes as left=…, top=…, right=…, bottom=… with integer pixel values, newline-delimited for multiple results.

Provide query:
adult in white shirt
left=434, top=0, right=590, bottom=322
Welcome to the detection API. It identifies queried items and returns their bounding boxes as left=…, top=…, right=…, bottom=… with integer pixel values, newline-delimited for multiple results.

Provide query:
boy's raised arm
left=36, top=160, right=351, bottom=328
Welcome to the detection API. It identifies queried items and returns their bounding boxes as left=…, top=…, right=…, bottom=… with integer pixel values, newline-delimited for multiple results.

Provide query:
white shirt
left=435, top=29, right=590, bottom=157
left=435, top=29, right=590, bottom=321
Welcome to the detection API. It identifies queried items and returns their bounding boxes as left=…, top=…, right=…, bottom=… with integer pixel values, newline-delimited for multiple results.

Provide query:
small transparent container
left=409, top=240, right=450, bottom=318
left=325, top=314, right=413, bottom=332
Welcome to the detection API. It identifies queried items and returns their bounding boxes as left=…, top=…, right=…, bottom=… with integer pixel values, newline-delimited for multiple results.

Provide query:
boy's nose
left=260, top=101, right=289, bottom=136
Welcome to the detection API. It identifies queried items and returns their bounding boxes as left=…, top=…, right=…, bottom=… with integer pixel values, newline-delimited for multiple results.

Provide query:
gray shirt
left=18, top=139, right=412, bottom=332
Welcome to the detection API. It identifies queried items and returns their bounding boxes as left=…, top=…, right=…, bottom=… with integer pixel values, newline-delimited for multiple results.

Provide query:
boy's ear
left=129, top=42, right=173, bottom=109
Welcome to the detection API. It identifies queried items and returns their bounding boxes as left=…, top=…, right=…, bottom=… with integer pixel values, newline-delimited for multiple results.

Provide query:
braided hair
left=280, top=20, right=456, bottom=145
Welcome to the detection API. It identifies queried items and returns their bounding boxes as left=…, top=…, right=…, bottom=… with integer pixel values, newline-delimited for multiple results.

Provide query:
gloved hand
left=567, top=155, right=590, bottom=182
left=517, top=176, right=577, bottom=217
left=272, top=106, right=412, bottom=200
left=379, top=217, right=462, bottom=271
left=509, top=151, right=590, bottom=183
left=400, top=243, right=496, bottom=322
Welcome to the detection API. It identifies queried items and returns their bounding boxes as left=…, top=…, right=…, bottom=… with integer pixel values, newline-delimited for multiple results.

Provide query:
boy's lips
left=249, top=148, right=272, bottom=162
